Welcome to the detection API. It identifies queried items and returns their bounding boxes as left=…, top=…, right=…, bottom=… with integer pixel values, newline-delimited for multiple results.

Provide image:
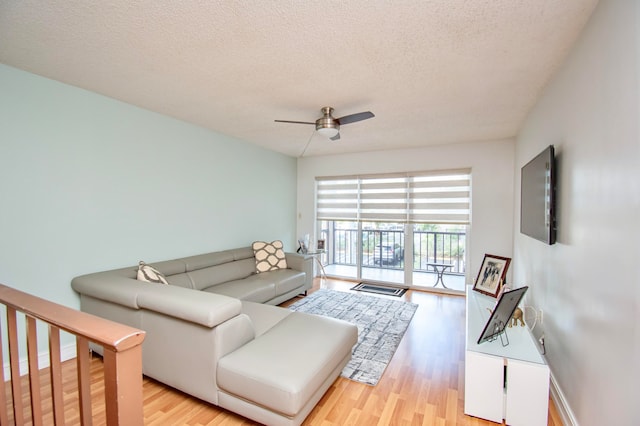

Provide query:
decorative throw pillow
left=137, top=261, right=169, bottom=284
left=252, top=240, right=288, bottom=273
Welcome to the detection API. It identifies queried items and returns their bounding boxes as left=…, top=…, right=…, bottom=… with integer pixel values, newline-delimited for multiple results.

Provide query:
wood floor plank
left=5, top=278, right=562, bottom=425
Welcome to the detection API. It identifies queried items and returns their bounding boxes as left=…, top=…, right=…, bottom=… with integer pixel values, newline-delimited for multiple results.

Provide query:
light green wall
left=0, top=63, right=297, bottom=316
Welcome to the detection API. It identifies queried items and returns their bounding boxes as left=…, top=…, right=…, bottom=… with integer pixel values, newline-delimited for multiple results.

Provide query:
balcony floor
left=322, top=264, right=466, bottom=293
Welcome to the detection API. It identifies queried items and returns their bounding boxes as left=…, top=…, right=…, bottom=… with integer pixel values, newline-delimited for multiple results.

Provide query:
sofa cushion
left=204, top=268, right=305, bottom=303
left=137, top=261, right=169, bottom=284
left=203, top=275, right=277, bottom=303
left=267, top=268, right=306, bottom=295
left=217, top=312, right=358, bottom=417
left=252, top=240, right=287, bottom=273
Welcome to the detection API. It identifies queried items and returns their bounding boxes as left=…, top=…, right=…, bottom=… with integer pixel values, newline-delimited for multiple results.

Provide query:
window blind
left=316, top=169, right=471, bottom=224
left=316, top=178, right=359, bottom=221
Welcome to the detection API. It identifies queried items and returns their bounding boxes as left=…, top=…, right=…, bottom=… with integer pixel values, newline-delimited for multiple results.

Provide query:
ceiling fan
left=275, top=106, right=375, bottom=141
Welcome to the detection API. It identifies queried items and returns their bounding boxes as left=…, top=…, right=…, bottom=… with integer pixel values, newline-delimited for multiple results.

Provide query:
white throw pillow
left=137, top=261, right=169, bottom=284
left=252, top=240, right=288, bottom=273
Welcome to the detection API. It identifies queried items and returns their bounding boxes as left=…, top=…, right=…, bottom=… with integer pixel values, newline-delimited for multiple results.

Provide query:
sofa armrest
left=285, top=252, right=314, bottom=290
left=284, top=252, right=303, bottom=270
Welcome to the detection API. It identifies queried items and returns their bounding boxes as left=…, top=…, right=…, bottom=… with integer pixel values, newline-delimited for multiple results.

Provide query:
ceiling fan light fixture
left=317, top=126, right=339, bottom=138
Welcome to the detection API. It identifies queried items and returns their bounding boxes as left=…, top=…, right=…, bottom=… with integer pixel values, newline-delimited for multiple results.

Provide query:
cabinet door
left=505, top=359, right=550, bottom=426
left=464, top=351, right=504, bottom=423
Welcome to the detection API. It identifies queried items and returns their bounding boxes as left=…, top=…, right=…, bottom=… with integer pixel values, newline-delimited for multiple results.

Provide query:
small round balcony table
left=427, top=263, right=453, bottom=288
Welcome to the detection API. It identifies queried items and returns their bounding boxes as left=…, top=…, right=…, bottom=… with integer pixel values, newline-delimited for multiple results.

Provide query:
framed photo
left=297, top=239, right=308, bottom=254
left=473, top=254, right=511, bottom=297
left=317, top=239, right=325, bottom=250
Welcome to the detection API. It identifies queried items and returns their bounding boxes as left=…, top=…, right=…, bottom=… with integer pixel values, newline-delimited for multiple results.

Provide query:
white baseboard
left=550, top=370, right=578, bottom=426
left=3, top=343, right=77, bottom=380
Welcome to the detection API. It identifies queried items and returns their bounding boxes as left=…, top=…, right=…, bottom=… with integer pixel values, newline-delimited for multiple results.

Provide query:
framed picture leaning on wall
left=473, top=254, right=511, bottom=297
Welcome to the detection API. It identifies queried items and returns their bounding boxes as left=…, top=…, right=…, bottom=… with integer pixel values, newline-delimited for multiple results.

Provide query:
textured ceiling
left=0, top=1, right=598, bottom=157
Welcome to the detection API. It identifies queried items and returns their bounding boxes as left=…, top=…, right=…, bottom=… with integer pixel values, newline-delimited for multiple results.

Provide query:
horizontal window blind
left=316, top=169, right=471, bottom=224
left=316, top=178, right=359, bottom=221
left=408, top=171, right=471, bottom=223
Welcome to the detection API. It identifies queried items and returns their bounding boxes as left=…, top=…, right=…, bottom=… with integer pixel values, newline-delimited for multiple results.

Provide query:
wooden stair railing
left=0, top=283, right=145, bottom=425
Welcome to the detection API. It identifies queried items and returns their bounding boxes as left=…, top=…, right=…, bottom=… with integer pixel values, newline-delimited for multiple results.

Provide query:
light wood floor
left=9, top=278, right=563, bottom=425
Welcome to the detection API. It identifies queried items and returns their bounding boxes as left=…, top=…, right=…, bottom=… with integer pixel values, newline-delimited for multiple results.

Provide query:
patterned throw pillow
left=137, top=261, right=169, bottom=284
left=252, top=240, right=288, bottom=273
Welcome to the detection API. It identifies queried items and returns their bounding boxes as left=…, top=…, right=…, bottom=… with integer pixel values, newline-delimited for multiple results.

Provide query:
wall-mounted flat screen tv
left=520, top=145, right=556, bottom=245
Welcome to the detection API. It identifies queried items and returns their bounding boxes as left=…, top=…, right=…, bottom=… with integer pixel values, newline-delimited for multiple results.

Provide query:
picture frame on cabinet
left=473, top=254, right=511, bottom=297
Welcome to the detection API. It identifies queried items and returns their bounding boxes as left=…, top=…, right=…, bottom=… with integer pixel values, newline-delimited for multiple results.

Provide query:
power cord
left=538, top=335, right=546, bottom=355
left=523, top=305, right=546, bottom=355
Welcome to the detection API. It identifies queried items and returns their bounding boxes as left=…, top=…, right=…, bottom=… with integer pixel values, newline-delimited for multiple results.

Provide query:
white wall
left=297, top=139, right=515, bottom=284
left=0, top=64, right=297, bottom=354
left=513, top=1, right=639, bottom=425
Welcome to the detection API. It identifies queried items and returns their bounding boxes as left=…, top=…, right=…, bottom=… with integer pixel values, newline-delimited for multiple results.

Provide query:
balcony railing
left=0, top=283, right=145, bottom=425
left=319, top=227, right=466, bottom=274
left=413, top=230, right=466, bottom=273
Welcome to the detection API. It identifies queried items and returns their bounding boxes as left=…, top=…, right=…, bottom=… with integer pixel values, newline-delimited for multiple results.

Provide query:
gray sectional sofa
left=71, top=246, right=358, bottom=426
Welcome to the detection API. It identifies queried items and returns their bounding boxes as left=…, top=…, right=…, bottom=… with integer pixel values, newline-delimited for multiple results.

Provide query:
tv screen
left=477, top=286, right=528, bottom=344
left=520, top=145, right=556, bottom=245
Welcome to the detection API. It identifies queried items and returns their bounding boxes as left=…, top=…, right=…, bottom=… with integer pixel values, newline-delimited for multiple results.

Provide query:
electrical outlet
left=539, top=309, right=543, bottom=325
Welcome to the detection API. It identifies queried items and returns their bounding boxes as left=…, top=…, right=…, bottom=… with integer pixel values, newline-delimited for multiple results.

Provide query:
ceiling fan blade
left=330, top=132, right=341, bottom=141
left=274, top=119, right=315, bottom=125
left=336, top=111, right=375, bottom=125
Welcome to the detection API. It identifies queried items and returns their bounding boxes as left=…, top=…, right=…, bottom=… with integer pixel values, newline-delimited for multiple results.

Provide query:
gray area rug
left=288, top=288, right=418, bottom=386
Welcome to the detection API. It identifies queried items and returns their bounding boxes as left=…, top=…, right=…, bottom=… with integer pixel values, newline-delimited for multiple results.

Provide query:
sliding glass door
left=316, top=169, right=470, bottom=292
left=318, top=220, right=358, bottom=279
left=412, top=223, right=467, bottom=291
left=361, top=222, right=405, bottom=285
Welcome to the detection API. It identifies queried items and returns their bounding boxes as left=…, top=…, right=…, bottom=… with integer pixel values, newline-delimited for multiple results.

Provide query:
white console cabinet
left=465, top=286, right=550, bottom=426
